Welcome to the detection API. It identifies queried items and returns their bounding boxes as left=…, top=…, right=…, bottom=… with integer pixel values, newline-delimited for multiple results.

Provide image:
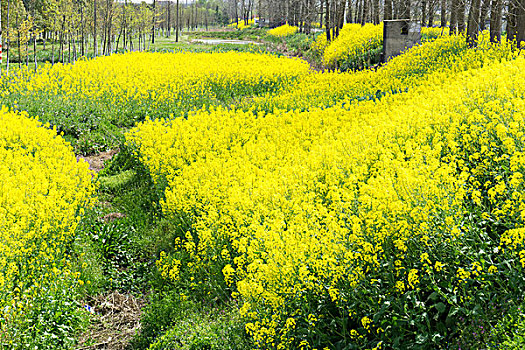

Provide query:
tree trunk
left=428, top=0, right=435, bottom=26
left=457, top=0, right=466, bottom=32
left=345, top=0, right=352, bottom=23
left=479, top=0, right=491, bottom=29
left=106, top=1, right=113, bottom=55
left=440, top=0, right=447, bottom=27
left=116, top=28, right=122, bottom=52
left=6, top=0, right=10, bottom=74
left=508, top=0, right=519, bottom=42
left=68, top=30, right=71, bottom=63
left=81, top=5, right=85, bottom=56
left=52, top=15, right=56, bottom=64
left=385, top=0, right=393, bottom=20
left=450, top=0, right=458, bottom=33
left=320, top=0, right=324, bottom=27
left=361, top=0, right=369, bottom=24
left=372, top=0, right=380, bottom=23
left=25, top=34, right=29, bottom=67
left=338, top=0, right=346, bottom=29
left=167, top=1, right=171, bottom=37
left=422, top=0, right=428, bottom=25
left=94, top=0, right=98, bottom=57
left=151, top=0, right=156, bottom=44
left=516, top=0, right=525, bottom=46
left=489, top=0, right=503, bottom=42
left=17, top=13, right=21, bottom=68
left=33, top=30, right=37, bottom=71
left=60, top=15, right=65, bottom=62
left=325, top=0, right=331, bottom=40
left=176, top=0, right=180, bottom=42
left=466, top=0, right=481, bottom=46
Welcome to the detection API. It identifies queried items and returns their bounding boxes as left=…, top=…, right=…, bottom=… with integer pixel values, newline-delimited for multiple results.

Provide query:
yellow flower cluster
left=0, top=107, right=94, bottom=338
left=253, top=33, right=513, bottom=112
left=317, top=24, right=446, bottom=69
left=268, top=24, right=299, bottom=38
left=322, top=23, right=383, bottom=67
left=128, top=40, right=525, bottom=346
left=310, top=33, right=329, bottom=57
left=2, top=51, right=310, bottom=117
left=229, top=18, right=256, bottom=30
left=421, top=26, right=447, bottom=40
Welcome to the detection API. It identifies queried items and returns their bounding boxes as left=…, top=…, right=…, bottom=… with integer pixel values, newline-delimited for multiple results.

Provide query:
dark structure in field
left=383, top=20, right=421, bottom=62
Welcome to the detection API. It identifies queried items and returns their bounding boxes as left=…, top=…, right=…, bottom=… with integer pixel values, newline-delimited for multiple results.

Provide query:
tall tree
left=151, top=0, right=155, bottom=43
left=489, top=0, right=502, bottom=42
left=512, top=0, right=525, bottom=46
left=384, top=0, right=393, bottom=19
left=176, top=0, right=179, bottom=41
left=466, top=0, right=481, bottom=46
left=450, top=0, right=458, bottom=33
left=93, top=0, right=97, bottom=56
left=440, top=0, right=447, bottom=27
left=457, top=0, right=466, bottom=32
left=324, top=0, right=330, bottom=40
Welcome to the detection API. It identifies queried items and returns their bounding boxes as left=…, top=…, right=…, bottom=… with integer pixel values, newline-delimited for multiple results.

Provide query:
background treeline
left=227, top=0, right=525, bottom=45
left=2, top=0, right=525, bottom=72
left=1, top=0, right=229, bottom=70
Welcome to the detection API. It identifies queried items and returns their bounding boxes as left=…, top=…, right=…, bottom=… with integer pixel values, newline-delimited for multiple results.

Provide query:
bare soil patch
left=78, top=149, right=119, bottom=173
left=76, top=292, right=146, bottom=350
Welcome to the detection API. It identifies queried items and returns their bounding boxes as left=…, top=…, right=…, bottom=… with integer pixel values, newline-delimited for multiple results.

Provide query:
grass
left=71, top=144, right=252, bottom=349
left=0, top=27, right=266, bottom=70
left=75, top=147, right=161, bottom=294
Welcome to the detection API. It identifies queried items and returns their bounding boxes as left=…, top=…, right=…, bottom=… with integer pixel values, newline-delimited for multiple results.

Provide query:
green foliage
left=283, top=33, right=317, bottom=56
left=132, top=296, right=251, bottom=350
left=1, top=280, right=89, bottom=350
left=74, top=146, right=164, bottom=294
left=338, top=45, right=383, bottom=71
left=149, top=305, right=250, bottom=350
left=189, top=29, right=267, bottom=41
left=130, top=293, right=188, bottom=349
left=489, top=303, right=525, bottom=348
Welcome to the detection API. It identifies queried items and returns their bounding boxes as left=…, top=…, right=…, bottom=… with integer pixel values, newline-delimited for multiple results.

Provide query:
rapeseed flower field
left=2, top=27, right=525, bottom=349
left=128, top=36, right=525, bottom=348
left=0, top=108, right=95, bottom=346
left=319, top=23, right=447, bottom=70
left=268, top=24, right=299, bottom=37
left=0, top=52, right=309, bottom=153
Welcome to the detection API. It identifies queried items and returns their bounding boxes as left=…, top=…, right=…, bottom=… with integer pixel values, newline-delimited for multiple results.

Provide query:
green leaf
left=435, top=302, right=446, bottom=314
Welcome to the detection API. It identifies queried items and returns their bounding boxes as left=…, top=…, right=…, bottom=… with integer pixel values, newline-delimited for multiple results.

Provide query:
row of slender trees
left=226, top=0, right=525, bottom=45
left=0, top=0, right=229, bottom=73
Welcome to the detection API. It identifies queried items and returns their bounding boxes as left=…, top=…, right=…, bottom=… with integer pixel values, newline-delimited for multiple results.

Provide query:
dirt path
left=76, top=292, right=145, bottom=350
left=75, top=150, right=146, bottom=350
left=77, top=149, right=119, bottom=174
